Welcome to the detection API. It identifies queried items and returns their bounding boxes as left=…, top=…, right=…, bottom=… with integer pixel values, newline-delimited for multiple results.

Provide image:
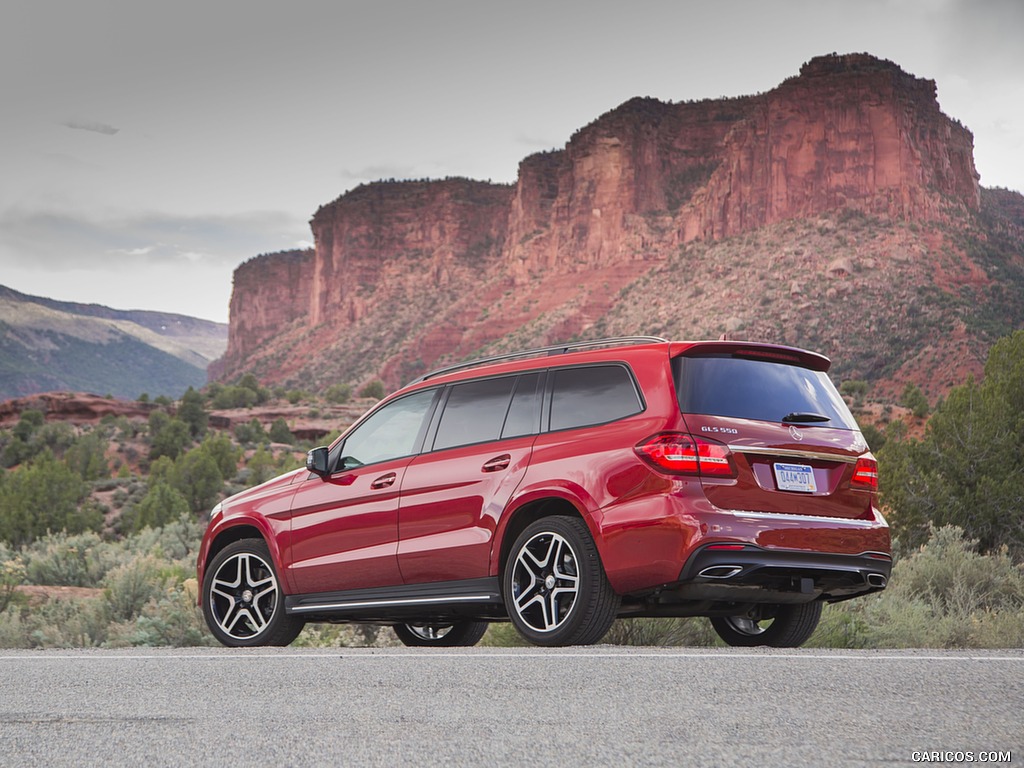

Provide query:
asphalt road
left=0, top=647, right=1021, bottom=767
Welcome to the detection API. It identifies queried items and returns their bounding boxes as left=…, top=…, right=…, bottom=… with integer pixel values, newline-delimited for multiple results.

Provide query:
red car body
left=198, top=338, right=891, bottom=648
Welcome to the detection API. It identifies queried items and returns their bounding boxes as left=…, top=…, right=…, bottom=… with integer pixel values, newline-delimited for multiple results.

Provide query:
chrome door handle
left=370, top=472, right=397, bottom=489
left=482, top=454, right=511, bottom=472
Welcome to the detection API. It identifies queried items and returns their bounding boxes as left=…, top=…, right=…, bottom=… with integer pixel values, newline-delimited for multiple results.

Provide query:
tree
left=0, top=450, right=93, bottom=547
left=178, top=387, right=209, bottom=439
left=199, top=433, right=241, bottom=480
left=246, top=445, right=277, bottom=486
left=171, top=447, right=223, bottom=515
left=359, top=380, right=386, bottom=400
left=880, top=330, right=1024, bottom=554
left=269, top=418, right=295, bottom=445
left=64, top=431, right=111, bottom=481
left=150, top=418, right=192, bottom=462
left=900, top=382, right=930, bottom=419
left=131, top=482, right=190, bottom=531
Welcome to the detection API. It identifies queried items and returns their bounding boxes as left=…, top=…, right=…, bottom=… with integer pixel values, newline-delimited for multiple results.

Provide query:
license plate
left=774, top=463, right=817, bottom=493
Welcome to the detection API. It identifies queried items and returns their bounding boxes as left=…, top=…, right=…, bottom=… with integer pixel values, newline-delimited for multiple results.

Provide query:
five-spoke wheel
left=503, top=516, right=619, bottom=646
left=202, top=539, right=304, bottom=647
left=393, top=621, right=489, bottom=647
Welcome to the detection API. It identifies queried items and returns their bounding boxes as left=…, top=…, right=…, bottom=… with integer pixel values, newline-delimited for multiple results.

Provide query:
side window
left=338, top=389, right=437, bottom=469
left=501, top=372, right=542, bottom=439
left=549, top=365, right=642, bottom=431
left=433, top=376, right=517, bottom=451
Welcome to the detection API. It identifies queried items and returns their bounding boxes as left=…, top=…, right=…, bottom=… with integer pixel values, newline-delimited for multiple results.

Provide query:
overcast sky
left=2, top=0, right=1022, bottom=323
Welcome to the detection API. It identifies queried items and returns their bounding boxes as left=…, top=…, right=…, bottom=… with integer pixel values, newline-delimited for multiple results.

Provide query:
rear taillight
left=635, top=433, right=736, bottom=477
left=851, top=457, right=878, bottom=491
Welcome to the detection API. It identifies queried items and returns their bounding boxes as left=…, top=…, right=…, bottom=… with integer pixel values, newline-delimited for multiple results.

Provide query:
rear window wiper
left=782, top=412, right=831, bottom=424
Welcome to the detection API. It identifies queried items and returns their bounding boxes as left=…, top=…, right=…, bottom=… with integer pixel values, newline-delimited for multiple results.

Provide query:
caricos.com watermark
left=911, top=752, right=1012, bottom=764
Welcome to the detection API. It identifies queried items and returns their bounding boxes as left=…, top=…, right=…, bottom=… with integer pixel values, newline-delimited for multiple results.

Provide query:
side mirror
left=306, top=446, right=330, bottom=478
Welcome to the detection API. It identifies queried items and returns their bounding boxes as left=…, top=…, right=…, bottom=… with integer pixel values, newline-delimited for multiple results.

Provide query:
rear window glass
left=672, top=355, right=858, bottom=429
left=549, top=365, right=643, bottom=431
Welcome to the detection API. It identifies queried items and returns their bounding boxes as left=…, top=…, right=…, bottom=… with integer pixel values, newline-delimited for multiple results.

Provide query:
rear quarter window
left=549, top=364, right=643, bottom=431
left=672, top=354, right=858, bottom=429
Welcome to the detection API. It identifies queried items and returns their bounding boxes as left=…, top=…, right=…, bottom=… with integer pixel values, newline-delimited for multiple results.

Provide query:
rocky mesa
left=214, top=53, right=1021, bottom=400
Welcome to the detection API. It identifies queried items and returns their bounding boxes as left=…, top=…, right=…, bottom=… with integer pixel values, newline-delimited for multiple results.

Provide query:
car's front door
left=286, top=388, right=438, bottom=594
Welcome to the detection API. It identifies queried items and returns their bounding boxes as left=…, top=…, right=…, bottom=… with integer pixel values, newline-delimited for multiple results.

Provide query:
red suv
left=198, top=337, right=891, bottom=648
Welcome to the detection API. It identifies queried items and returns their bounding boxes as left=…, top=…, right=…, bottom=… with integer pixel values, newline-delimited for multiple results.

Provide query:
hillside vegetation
left=0, top=285, right=227, bottom=400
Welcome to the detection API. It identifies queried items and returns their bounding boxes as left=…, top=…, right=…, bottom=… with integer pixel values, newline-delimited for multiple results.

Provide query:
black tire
left=202, top=538, right=305, bottom=647
left=503, top=516, right=620, bottom=647
left=392, top=621, right=489, bottom=647
left=710, top=602, right=822, bottom=648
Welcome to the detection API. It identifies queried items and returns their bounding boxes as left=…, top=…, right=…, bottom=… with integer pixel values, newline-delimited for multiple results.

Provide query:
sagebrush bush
left=23, top=531, right=127, bottom=587
left=810, top=525, right=1024, bottom=649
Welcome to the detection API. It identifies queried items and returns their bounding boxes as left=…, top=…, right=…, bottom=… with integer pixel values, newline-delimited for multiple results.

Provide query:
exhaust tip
left=866, top=573, right=887, bottom=588
left=699, top=565, right=743, bottom=579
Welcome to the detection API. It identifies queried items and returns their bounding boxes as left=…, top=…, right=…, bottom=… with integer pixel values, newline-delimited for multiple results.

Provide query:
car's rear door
left=397, top=372, right=542, bottom=584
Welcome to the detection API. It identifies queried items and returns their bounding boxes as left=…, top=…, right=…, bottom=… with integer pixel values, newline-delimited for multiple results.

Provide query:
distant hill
left=0, top=285, right=227, bottom=400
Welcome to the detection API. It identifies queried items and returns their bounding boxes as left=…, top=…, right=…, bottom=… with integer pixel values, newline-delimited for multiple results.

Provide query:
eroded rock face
left=215, top=53, right=984, bottom=391
left=0, top=393, right=156, bottom=427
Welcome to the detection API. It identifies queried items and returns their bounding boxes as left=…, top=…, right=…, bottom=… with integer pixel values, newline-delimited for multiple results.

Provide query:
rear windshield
left=672, top=354, right=858, bottom=430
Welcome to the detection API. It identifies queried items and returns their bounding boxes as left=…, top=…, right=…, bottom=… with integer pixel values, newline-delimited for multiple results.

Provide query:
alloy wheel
left=207, top=551, right=280, bottom=641
left=509, top=531, right=580, bottom=633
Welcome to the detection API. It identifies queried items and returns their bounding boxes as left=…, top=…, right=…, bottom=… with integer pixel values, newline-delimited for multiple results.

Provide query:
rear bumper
left=595, top=485, right=891, bottom=597
left=674, top=543, right=892, bottom=603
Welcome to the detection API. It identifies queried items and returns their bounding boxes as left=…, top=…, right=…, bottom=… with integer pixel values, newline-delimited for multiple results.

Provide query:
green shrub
left=102, top=555, right=170, bottom=622
left=900, top=382, right=930, bottom=418
left=269, top=418, right=295, bottom=445
left=246, top=446, right=277, bottom=486
left=128, top=483, right=190, bottom=532
left=0, top=450, right=93, bottom=547
left=178, top=387, right=209, bottom=439
left=810, top=526, right=1024, bottom=649
left=358, top=380, right=386, bottom=400
left=324, top=383, right=352, bottom=404
left=23, top=531, right=125, bottom=587
left=149, top=417, right=192, bottom=462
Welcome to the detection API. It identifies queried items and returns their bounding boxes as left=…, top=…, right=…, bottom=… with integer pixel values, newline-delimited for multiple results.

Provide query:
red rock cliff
left=215, top=53, right=985, bottom=390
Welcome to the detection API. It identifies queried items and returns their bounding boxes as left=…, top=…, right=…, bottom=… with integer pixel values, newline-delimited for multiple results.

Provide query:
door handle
left=482, top=454, right=511, bottom=472
left=370, top=472, right=397, bottom=489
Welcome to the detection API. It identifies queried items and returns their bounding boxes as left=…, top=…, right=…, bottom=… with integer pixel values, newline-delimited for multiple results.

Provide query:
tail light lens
left=851, top=457, right=878, bottom=491
left=635, top=433, right=736, bottom=477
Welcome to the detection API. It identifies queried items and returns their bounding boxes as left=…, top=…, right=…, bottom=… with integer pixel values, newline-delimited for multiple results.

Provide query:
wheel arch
left=493, top=495, right=593, bottom=582
left=200, top=520, right=284, bottom=601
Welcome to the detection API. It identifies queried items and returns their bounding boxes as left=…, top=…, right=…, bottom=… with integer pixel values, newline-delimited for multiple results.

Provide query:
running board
left=285, top=577, right=502, bottom=616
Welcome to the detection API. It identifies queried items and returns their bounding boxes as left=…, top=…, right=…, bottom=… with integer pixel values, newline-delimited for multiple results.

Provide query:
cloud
left=0, top=207, right=311, bottom=273
left=61, top=119, right=120, bottom=136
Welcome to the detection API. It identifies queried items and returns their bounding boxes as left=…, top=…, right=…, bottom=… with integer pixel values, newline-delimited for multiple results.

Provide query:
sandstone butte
left=211, top=53, right=1022, bottom=400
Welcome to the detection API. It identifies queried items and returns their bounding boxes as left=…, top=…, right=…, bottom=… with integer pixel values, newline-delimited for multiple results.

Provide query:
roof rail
left=407, top=336, right=670, bottom=386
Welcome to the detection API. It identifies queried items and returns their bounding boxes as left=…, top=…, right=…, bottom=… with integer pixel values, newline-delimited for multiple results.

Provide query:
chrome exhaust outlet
left=866, top=573, right=887, bottom=588
left=698, top=565, right=743, bottom=579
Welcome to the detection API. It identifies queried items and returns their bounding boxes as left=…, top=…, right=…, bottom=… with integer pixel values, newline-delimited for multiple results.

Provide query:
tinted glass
left=501, top=373, right=542, bottom=439
left=339, top=389, right=436, bottom=468
left=434, top=376, right=517, bottom=450
left=549, top=365, right=642, bottom=431
left=673, top=355, right=858, bottom=429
